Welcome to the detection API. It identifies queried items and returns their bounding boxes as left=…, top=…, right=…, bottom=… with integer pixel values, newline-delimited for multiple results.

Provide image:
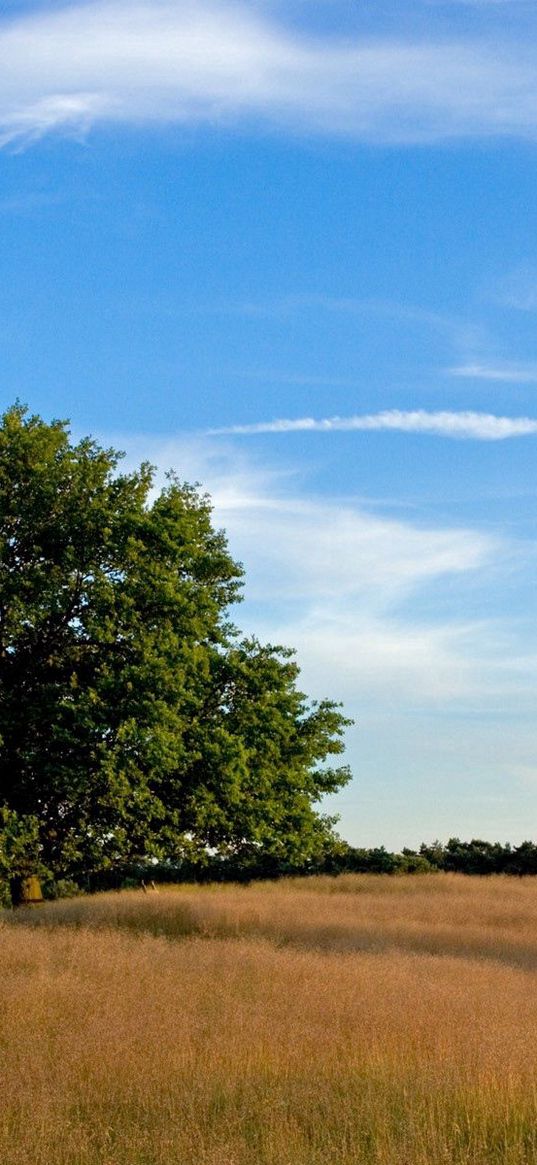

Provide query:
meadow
left=3, top=873, right=537, bottom=1165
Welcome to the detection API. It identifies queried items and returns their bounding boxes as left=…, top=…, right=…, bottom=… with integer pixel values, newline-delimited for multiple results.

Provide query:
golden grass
left=14, top=872, right=537, bottom=969
left=3, top=874, right=537, bottom=1164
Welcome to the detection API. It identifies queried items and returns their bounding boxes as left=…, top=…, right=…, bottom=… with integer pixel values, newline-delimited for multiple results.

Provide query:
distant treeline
left=79, top=838, right=537, bottom=893
left=9, top=838, right=537, bottom=903
left=326, top=838, right=537, bottom=878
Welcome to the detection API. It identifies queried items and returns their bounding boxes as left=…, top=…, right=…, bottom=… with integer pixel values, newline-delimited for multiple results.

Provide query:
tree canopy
left=0, top=405, right=351, bottom=890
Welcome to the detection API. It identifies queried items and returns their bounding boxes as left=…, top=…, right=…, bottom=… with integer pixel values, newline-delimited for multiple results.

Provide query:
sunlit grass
left=12, top=872, right=537, bottom=970
left=3, top=874, right=537, bottom=1163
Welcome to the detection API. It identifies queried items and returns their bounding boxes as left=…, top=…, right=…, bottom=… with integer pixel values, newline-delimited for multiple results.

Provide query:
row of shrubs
left=327, top=838, right=537, bottom=877
left=5, top=831, right=537, bottom=905
left=81, top=838, right=537, bottom=892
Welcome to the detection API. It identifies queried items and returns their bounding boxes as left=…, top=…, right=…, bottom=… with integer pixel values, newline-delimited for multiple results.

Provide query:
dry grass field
left=3, top=874, right=537, bottom=1165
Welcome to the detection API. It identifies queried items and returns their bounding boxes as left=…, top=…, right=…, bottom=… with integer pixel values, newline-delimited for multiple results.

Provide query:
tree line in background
left=325, top=838, right=537, bottom=878
left=74, top=837, right=537, bottom=892
left=5, top=835, right=537, bottom=902
left=0, top=405, right=351, bottom=905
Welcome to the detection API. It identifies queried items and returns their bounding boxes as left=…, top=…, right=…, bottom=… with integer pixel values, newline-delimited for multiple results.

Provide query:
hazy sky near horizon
left=2, top=0, right=537, bottom=848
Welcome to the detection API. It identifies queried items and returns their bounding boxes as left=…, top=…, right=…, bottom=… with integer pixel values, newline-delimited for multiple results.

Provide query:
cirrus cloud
left=210, top=409, right=537, bottom=440
left=3, top=0, right=537, bottom=147
left=448, top=362, right=537, bottom=383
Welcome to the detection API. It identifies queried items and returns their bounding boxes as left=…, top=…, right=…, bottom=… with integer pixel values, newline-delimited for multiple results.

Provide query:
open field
left=3, top=874, right=537, bottom=1165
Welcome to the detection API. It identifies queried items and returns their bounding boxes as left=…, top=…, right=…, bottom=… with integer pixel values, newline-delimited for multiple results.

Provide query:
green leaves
left=0, top=405, right=352, bottom=883
left=0, top=807, right=47, bottom=907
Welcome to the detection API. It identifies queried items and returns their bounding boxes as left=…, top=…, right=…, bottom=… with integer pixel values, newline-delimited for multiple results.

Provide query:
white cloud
left=270, top=608, right=537, bottom=713
left=212, top=492, right=491, bottom=608
left=3, top=0, right=537, bottom=146
left=115, top=430, right=494, bottom=607
left=211, top=409, right=537, bottom=440
left=449, top=362, right=537, bottom=383
left=206, top=467, right=517, bottom=709
left=108, top=430, right=509, bottom=709
left=113, top=429, right=497, bottom=600
left=258, top=614, right=490, bottom=707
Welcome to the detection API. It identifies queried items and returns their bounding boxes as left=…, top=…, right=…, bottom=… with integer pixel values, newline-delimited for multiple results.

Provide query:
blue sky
left=2, top=0, right=537, bottom=848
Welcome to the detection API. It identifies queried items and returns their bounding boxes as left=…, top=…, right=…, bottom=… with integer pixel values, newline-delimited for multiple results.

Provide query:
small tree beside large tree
left=0, top=405, right=351, bottom=892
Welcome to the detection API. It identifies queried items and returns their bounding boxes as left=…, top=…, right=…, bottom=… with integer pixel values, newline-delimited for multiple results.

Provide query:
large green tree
left=0, top=405, right=351, bottom=883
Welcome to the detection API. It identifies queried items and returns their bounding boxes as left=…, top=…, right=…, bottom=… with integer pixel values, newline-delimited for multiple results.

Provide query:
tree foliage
left=0, top=807, right=46, bottom=907
left=319, top=839, right=537, bottom=878
left=0, top=405, right=351, bottom=885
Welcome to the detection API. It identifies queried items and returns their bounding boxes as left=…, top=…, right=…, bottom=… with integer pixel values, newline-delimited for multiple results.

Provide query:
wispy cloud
left=229, top=294, right=455, bottom=332
left=3, top=0, right=537, bottom=147
left=262, top=614, right=500, bottom=707
left=448, top=362, right=537, bottom=383
left=210, top=409, right=537, bottom=440
left=492, top=266, right=537, bottom=312
left=114, top=425, right=496, bottom=606
left=110, top=428, right=534, bottom=713
left=212, top=493, right=491, bottom=607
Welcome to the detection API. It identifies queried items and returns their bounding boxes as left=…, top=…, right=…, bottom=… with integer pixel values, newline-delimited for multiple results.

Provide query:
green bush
left=43, top=878, right=81, bottom=900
